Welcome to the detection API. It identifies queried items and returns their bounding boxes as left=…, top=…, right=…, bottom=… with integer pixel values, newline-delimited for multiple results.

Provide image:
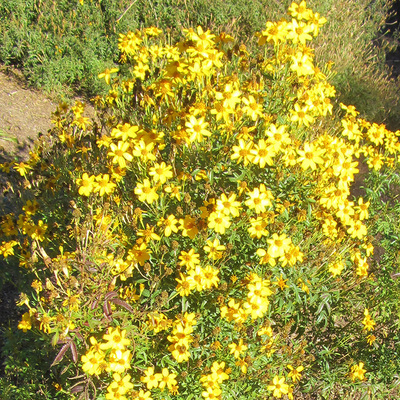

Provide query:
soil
left=0, top=65, right=58, bottom=161
left=0, top=64, right=96, bottom=162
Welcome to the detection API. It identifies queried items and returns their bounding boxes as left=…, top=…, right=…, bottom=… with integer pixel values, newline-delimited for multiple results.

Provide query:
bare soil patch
left=0, top=65, right=57, bottom=160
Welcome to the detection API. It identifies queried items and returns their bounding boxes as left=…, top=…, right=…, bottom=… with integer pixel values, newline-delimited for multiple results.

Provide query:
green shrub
left=0, top=0, right=399, bottom=128
left=0, top=328, right=65, bottom=400
left=1, top=2, right=400, bottom=399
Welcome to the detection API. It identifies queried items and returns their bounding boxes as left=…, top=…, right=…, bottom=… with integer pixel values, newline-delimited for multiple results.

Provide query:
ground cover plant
left=0, top=0, right=399, bottom=128
left=1, top=2, right=400, bottom=399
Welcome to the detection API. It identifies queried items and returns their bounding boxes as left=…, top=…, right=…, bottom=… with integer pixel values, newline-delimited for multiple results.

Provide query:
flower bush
left=1, top=2, right=400, bottom=399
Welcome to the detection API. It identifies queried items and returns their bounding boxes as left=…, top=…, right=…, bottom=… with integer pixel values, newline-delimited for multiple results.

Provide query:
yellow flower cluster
left=220, top=273, right=272, bottom=323
left=140, top=366, right=178, bottom=392
left=146, top=312, right=172, bottom=333
left=200, top=361, right=230, bottom=400
left=81, top=327, right=131, bottom=376
left=4, top=1, right=399, bottom=398
left=76, top=172, right=116, bottom=197
left=361, top=308, right=376, bottom=331
left=167, top=312, right=197, bottom=363
left=175, top=247, right=220, bottom=296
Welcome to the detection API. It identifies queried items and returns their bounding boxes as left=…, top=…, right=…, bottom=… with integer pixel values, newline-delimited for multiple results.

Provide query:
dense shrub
left=0, top=0, right=399, bottom=127
left=1, top=2, right=400, bottom=399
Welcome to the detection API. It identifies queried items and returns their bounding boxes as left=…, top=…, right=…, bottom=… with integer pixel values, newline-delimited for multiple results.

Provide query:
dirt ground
left=0, top=65, right=58, bottom=160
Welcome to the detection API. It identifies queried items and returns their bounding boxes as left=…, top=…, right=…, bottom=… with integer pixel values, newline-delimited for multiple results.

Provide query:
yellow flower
left=134, top=179, right=159, bottom=204
left=111, top=123, right=140, bottom=141
left=288, top=1, right=310, bottom=20
left=290, top=52, right=315, bottom=76
left=267, top=233, right=292, bottom=258
left=256, top=248, right=277, bottom=266
left=231, top=139, right=255, bottom=166
left=201, top=265, right=220, bottom=289
left=228, top=339, right=248, bottom=359
left=128, top=242, right=151, bottom=267
left=251, top=139, right=276, bottom=168
left=266, top=124, right=291, bottom=152
left=149, top=162, right=173, bottom=184
left=355, top=198, right=370, bottom=220
left=81, top=351, right=106, bottom=376
left=366, top=334, right=376, bottom=346
left=107, top=373, right=134, bottom=396
left=328, top=260, right=345, bottom=277
left=349, top=362, right=366, bottom=381
left=100, top=327, right=131, bottom=351
left=257, top=20, right=289, bottom=46
left=164, top=184, right=182, bottom=201
left=94, top=174, right=116, bottom=196
left=341, top=118, right=362, bottom=142
left=179, top=248, right=200, bottom=270
left=72, top=116, right=91, bottom=131
left=134, top=389, right=153, bottom=400
left=297, top=142, right=325, bottom=171
left=216, top=193, right=241, bottom=217
left=274, top=274, right=289, bottom=290
left=31, top=220, right=48, bottom=242
left=235, top=358, right=248, bottom=374
left=290, top=103, right=314, bottom=126
left=133, top=62, right=150, bottom=80
left=179, top=215, right=199, bottom=239
left=210, top=361, right=230, bottom=383
left=176, top=273, right=192, bottom=297
left=76, top=173, right=95, bottom=196
left=137, top=224, right=161, bottom=242
left=287, top=364, right=304, bottom=382
left=267, top=375, right=289, bottom=398
left=132, top=141, right=156, bottom=162
left=155, top=368, right=177, bottom=391
left=141, top=367, right=160, bottom=390
left=108, top=141, right=133, bottom=168
left=168, top=343, right=190, bottom=363
left=18, top=312, right=32, bottom=332
left=208, top=211, right=231, bottom=234
left=13, top=162, right=32, bottom=177
left=98, top=68, right=119, bottom=85
left=158, top=214, right=179, bottom=237
left=107, top=349, right=132, bottom=373
left=0, top=240, right=18, bottom=258
left=22, top=199, right=39, bottom=215
left=257, top=325, right=273, bottom=337
left=185, top=115, right=212, bottom=143
left=245, top=186, right=273, bottom=214
left=248, top=216, right=269, bottom=239
left=215, top=83, right=241, bottom=110
left=204, top=238, right=226, bottom=260
left=279, top=244, right=303, bottom=267
left=287, top=19, right=313, bottom=44
left=242, top=95, right=263, bottom=121
left=187, top=266, right=206, bottom=292
left=347, top=219, right=367, bottom=239
left=361, top=309, right=376, bottom=331
left=202, top=386, right=222, bottom=400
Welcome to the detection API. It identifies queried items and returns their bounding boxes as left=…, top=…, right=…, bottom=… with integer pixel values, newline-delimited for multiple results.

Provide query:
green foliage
left=0, top=328, right=68, bottom=399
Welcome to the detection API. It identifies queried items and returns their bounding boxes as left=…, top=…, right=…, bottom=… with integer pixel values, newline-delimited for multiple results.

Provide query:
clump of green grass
left=310, top=0, right=400, bottom=129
